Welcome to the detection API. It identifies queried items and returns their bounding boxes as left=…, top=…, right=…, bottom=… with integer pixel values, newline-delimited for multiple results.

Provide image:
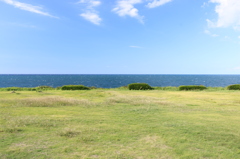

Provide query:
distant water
left=0, top=74, right=240, bottom=88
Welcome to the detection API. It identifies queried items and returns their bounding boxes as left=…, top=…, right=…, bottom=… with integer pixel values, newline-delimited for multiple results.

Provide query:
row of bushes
left=127, top=83, right=208, bottom=90
left=0, top=85, right=90, bottom=91
left=1, top=84, right=240, bottom=91
left=127, top=83, right=240, bottom=90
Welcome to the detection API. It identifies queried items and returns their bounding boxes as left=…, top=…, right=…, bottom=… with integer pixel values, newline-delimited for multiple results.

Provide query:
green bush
left=179, top=85, right=207, bottom=91
left=227, top=84, right=240, bottom=90
left=128, top=83, right=153, bottom=90
left=61, top=85, right=90, bottom=90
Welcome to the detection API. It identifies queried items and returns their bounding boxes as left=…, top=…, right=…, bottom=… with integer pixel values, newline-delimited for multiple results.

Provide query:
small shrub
left=61, top=85, right=90, bottom=90
left=128, top=83, right=153, bottom=90
left=227, top=84, right=240, bottom=90
left=179, top=85, right=207, bottom=91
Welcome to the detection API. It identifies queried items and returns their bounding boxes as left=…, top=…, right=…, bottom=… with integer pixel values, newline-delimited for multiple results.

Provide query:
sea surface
left=0, top=74, right=240, bottom=88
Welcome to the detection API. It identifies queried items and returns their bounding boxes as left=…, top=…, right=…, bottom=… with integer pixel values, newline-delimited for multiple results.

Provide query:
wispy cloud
left=204, top=30, right=219, bottom=37
left=146, top=0, right=172, bottom=8
left=207, top=0, right=240, bottom=29
left=112, top=0, right=144, bottom=23
left=0, top=0, right=58, bottom=18
left=80, top=12, right=101, bottom=25
left=78, top=0, right=102, bottom=25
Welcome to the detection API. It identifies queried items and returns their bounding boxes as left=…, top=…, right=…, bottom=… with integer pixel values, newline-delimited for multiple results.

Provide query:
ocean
left=0, top=74, right=240, bottom=88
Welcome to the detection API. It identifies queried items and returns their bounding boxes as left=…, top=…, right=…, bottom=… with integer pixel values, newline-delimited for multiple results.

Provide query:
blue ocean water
left=0, top=74, right=240, bottom=88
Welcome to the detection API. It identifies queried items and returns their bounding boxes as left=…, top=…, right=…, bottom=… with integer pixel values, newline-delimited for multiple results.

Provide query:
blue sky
left=0, top=0, right=240, bottom=74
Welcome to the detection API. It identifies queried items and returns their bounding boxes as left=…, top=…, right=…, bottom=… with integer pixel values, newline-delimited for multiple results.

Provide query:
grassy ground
left=0, top=89, right=240, bottom=158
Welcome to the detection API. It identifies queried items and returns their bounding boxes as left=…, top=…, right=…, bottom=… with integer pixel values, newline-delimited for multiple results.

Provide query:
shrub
left=179, top=85, right=207, bottom=91
left=227, top=84, right=240, bottom=90
left=128, top=83, right=153, bottom=90
left=61, top=85, right=90, bottom=90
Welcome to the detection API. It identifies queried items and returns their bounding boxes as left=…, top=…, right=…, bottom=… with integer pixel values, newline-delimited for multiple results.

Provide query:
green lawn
left=1, top=89, right=240, bottom=158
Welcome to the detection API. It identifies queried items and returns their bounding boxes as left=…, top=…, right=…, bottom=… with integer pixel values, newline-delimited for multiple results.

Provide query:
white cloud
left=0, top=0, right=58, bottom=18
left=78, top=0, right=101, bottom=8
left=80, top=12, right=101, bottom=25
left=146, top=0, right=172, bottom=8
left=112, top=0, right=144, bottom=23
left=204, top=29, right=219, bottom=37
left=208, top=0, right=240, bottom=28
left=78, top=0, right=102, bottom=25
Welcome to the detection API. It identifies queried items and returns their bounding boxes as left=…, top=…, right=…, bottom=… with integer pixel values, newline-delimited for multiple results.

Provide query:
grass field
left=1, top=89, right=240, bottom=158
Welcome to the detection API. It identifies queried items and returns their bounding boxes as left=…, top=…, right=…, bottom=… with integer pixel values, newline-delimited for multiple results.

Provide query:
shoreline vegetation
left=1, top=84, right=240, bottom=158
left=0, top=83, right=240, bottom=91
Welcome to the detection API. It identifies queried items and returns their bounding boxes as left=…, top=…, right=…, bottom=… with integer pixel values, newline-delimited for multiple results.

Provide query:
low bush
left=61, top=85, right=90, bottom=90
left=227, top=84, right=240, bottom=90
left=128, top=83, right=153, bottom=90
left=179, top=85, right=207, bottom=91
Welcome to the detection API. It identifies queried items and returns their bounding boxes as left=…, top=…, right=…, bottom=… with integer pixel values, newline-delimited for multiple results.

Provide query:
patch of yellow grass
left=15, top=96, right=95, bottom=107
left=106, top=95, right=169, bottom=106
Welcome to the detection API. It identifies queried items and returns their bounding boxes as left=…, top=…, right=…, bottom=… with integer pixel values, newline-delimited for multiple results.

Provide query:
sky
left=0, top=0, right=240, bottom=74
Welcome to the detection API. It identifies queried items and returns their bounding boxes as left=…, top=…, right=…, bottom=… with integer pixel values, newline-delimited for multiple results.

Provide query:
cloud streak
left=204, top=30, right=219, bottom=37
left=80, top=12, right=102, bottom=25
left=146, top=0, right=172, bottom=8
left=112, top=0, right=144, bottom=23
left=78, top=0, right=102, bottom=25
left=208, top=0, right=240, bottom=29
left=112, top=0, right=173, bottom=23
left=0, top=0, right=58, bottom=18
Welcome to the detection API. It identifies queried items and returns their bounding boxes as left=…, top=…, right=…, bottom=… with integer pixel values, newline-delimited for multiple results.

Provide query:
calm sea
left=0, top=74, right=240, bottom=88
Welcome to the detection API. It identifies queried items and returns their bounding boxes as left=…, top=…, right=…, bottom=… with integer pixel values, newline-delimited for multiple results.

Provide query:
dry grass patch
left=15, top=96, right=94, bottom=107
left=106, top=95, right=169, bottom=106
left=59, top=127, right=81, bottom=138
left=0, top=115, right=61, bottom=133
